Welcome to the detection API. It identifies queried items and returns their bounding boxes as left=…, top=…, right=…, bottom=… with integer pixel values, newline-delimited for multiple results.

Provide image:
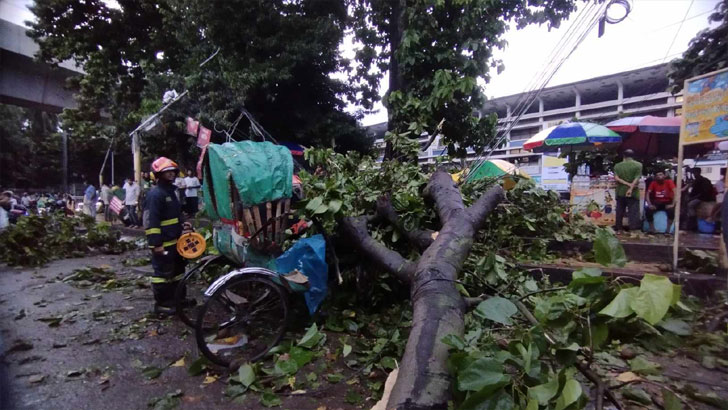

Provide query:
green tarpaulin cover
left=203, top=141, right=293, bottom=220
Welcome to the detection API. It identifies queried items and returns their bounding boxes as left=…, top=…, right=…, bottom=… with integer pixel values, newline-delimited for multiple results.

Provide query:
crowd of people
left=612, top=149, right=723, bottom=234
left=0, top=168, right=201, bottom=231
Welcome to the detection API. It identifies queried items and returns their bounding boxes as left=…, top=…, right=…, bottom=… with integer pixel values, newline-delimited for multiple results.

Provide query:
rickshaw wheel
left=195, top=275, right=289, bottom=367
left=175, top=255, right=224, bottom=329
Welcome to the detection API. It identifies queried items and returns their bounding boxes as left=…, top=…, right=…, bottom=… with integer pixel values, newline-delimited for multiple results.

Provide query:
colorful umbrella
left=605, top=116, right=681, bottom=158
left=465, top=159, right=530, bottom=190
left=523, top=122, right=621, bottom=153
left=605, top=115, right=681, bottom=134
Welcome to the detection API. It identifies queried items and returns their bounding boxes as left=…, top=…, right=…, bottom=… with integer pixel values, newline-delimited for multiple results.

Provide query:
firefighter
left=144, top=157, right=192, bottom=314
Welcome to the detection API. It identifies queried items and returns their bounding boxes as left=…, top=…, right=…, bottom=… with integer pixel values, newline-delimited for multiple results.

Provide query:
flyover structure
left=0, top=18, right=81, bottom=112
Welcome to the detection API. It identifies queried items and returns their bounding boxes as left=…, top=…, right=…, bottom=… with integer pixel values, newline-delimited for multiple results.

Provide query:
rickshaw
left=174, top=141, right=327, bottom=369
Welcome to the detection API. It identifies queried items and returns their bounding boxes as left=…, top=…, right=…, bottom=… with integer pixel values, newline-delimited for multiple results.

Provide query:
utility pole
left=61, top=132, right=68, bottom=193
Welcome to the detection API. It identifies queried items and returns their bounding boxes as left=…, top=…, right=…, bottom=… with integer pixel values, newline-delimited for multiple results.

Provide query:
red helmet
left=151, top=157, right=179, bottom=174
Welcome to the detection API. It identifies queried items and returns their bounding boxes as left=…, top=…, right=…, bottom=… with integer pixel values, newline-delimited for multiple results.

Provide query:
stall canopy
left=523, top=122, right=622, bottom=153
left=605, top=115, right=681, bottom=158
left=465, top=159, right=530, bottom=190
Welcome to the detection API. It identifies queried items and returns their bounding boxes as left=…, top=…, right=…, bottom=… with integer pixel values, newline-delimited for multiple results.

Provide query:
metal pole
left=132, top=132, right=142, bottom=186
left=61, top=132, right=68, bottom=193
left=111, top=151, right=114, bottom=186
left=672, top=143, right=684, bottom=271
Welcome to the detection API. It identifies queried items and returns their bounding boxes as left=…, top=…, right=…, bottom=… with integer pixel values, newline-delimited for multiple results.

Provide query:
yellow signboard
left=680, top=67, right=728, bottom=145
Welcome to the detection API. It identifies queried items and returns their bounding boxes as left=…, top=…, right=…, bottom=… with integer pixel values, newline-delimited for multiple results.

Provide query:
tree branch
left=376, top=196, right=435, bottom=251
left=466, top=185, right=505, bottom=228
left=340, top=216, right=415, bottom=284
left=424, top=169, right=468, bottom=224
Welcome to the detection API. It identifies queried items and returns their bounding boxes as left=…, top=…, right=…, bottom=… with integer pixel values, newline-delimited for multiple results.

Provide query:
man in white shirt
left=123, top=178, right=141, bottom=227
left=183, top=169, right=200, bottom=216
left=174, top=175, right=186, bottom=202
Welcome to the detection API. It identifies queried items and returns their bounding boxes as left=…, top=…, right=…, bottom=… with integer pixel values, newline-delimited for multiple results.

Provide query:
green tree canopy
left=348, top=0, right=577, bottom=159
left=668, top=0, right=728, bottom=93
left=28, top=0, right=372, bottom=172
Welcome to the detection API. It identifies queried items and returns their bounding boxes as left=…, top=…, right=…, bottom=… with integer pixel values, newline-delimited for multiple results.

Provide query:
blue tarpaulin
left=274, top=235, right=328, bottom=314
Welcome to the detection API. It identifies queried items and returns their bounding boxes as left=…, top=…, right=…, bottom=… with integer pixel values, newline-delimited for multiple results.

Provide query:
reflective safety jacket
left=144, top=182, right=183, bottom=249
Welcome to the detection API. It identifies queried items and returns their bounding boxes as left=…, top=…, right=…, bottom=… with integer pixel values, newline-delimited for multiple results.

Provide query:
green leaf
left=442, top=334, right=466, bottom=350
left=662, top=388, right=683, bottom=410
left=187, top=357, right=210, bottom=376
left=141, top=366, right=162, bottom=380
left=342, top=344, right=352, bottom=357
left=554, top=379, right=582, bottom=410
left=260, top=390, right=282, bottom=407
left=457, top=358, right=509, bottom=392
left=473, top=297, right=518, bottom=325
left=671, top=284, right=682, bottom=306
left=297, top=323, right=325, bottom=348
left=326, top=373, right=344, bottom=383
left=459, top=385, right=512, bottom=410
left=305, top=196, right=323, bottom=212
left=528, top=375, right=560, bottom=405
left=380, top=356, right=397, bottom=370
left=622, top=387, right=652, bottom=405
left=328, top=199, right=343, bottom=213
left=658, top=318, right=691, bottom=336
left=274, top=358, right=299, bottom=376
left=237, top=363, right=256, bottom=388
left=593, top=228, right=627, bottom=266
left=314, top=204, right=329, bottom=215
left=572, top=267, right=602, bottom=279
left=289, top=346, right=314, bottom=367
left=526, top=399, right=539, bottom=410
left=599, top=287, right=638, bottom=318
left=629, top=356, right=661, bottom=375
left=630, top=274, right=674, bottom=325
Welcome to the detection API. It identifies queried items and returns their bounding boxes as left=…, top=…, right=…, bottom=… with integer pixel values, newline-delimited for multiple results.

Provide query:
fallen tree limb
left=340, top=215, right=415, bottom=284
left=376, top=196, right=435, bottom=251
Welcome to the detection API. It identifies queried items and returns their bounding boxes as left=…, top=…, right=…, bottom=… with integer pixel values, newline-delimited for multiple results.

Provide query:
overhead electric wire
left=662, top=0, right=694, bottom=63
left=467, top=0, right=610, bottom=177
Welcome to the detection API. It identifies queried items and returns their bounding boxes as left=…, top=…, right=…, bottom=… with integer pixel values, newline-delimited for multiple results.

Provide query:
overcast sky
left=2, top=0, right=720, bottom=126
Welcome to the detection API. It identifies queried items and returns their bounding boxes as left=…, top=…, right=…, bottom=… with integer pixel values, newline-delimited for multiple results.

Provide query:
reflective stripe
left=146, top=228, right=161, bottom=235
left=163, top=239, right=178, bottom=248
left=150, top=273, right=184, bottom=284
left=160, top=218, right=179, bottom=226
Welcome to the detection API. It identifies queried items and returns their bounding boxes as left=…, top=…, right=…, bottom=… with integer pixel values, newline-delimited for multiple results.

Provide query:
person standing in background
left=123, top=178, right=141, bottom=228
left=174, top=173, right=186, bottom=203
left=83, top=181, right=98, bottom=218
left=613, top=149, right=643, bottom=232
left=183, top=169, right=200, bottom=217
left=100, top=183, right=111, bottom=221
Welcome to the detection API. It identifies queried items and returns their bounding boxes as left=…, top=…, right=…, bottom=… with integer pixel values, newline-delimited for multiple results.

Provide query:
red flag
left=197, top=126, right=211, bottom=148
left=186, top=117, right=199, bottom=136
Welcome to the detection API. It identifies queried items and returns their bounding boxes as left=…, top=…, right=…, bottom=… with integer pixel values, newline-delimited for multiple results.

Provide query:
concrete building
left=367, top=63, right=682, bottom=186
left=0, top=18, right=81, bottom=112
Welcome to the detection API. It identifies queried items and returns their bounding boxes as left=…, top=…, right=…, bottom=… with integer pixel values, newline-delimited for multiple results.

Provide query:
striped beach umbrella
left=523, top=122, right=622, bottom=153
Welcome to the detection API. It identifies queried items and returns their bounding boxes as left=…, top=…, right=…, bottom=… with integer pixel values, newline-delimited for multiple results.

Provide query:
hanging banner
left=197, top=126, right=212, bottom=147
left=680, top=67, right=728, bottom=145
left=186, top=117, right=200, bottom=137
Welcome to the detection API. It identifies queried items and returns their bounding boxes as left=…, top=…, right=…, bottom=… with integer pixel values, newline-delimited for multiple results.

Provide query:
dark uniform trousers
left=144, top=183, right=187, bottom=306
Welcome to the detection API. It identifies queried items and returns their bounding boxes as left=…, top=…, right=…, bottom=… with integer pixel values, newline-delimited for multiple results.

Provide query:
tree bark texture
left=342, top=170, right=504, bottom=409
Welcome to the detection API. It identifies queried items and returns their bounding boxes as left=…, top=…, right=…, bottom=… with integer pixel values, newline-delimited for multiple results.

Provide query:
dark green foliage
left=0, top=213, right=136, bottom=266
left=28, top=0, right=371, bottom=175
left=349, top=0, right=578, bottom=158
left=668, top=0, right=728, bottom=93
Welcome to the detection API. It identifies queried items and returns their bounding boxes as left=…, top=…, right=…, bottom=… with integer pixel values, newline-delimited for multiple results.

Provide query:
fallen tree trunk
left=341, top=170, right=504, bottom=409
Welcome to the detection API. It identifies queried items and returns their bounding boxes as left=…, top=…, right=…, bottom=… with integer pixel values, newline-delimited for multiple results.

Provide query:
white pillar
left=574, top=88, right=581, bottom=119
left=617, top=80, right=624, bottom=113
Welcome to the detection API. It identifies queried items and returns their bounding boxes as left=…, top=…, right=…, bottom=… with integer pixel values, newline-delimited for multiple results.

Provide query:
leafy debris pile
left=0, top=213, right=137, bottom=266
left=61, top=265, right=147, bottom=290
